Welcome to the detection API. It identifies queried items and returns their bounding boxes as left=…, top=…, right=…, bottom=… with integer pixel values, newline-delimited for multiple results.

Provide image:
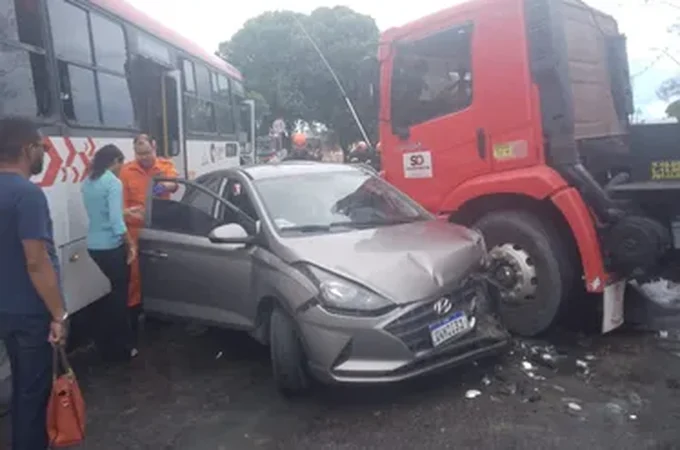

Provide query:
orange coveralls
left=119, top=158, right=178, bottom=307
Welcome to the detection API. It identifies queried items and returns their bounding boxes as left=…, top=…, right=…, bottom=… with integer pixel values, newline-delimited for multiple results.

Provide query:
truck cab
left=378, top=0, right=673, bottom=336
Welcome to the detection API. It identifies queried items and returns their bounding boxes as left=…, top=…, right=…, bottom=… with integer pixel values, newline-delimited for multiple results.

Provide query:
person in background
left=320, top=133, right=345, bottom=163
left=0, top=117, right=66, bottom=450
left=284, top=133, right=315, bottom=161
left=120, top=134, right=178, bottom=347
left=81, top=144, right=136, bottom=361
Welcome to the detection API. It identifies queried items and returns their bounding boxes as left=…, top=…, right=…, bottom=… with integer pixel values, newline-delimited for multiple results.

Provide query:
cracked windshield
left=2, top=0, right=680, bottom=449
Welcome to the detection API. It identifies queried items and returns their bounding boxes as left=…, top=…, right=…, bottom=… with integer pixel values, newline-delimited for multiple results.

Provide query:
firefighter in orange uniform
left=120, top=134, right=178, bottom=350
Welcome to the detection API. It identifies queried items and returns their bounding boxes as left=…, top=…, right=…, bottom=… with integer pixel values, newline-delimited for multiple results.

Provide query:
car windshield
left=253, top=169, right=432, bottom=234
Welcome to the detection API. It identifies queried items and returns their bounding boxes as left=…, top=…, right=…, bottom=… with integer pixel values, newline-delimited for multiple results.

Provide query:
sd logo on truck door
left=403, top=151, right=433, bottom=178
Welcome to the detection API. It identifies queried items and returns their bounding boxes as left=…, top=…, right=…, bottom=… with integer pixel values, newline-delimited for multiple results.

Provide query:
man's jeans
left=0, top=314, right=51, bottom=450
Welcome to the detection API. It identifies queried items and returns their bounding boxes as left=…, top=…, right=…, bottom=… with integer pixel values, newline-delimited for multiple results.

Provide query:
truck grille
left=384, top=285, right=480, bottom=353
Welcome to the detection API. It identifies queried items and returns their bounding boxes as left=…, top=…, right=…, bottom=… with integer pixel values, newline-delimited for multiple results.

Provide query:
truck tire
left=269, top=306, right=310, bottom=396
left=475, top=210, right=573, bottom=336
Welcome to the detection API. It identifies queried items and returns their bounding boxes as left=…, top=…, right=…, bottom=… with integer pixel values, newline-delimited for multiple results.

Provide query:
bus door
left=161, top=70, right=185, bottom=176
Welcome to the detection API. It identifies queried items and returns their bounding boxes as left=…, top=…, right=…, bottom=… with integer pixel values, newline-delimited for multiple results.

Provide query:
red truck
left=376, top=0, right=677, bottom=336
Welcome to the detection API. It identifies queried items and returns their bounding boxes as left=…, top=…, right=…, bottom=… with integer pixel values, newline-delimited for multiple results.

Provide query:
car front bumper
left=296, top=283, right=510, bottom=384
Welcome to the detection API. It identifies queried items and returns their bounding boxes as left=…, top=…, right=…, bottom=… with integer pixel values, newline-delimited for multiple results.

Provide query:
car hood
left=283, top=220, right=486, bottom=304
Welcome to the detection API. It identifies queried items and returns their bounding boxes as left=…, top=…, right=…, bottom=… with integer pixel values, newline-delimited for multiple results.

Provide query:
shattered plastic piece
left=465, top=389, right=482, bottom=399
left=481, top=376, right=492, bottom=386
left=628, top=392, right=643, bottom=407
left=660, top=330, right=669, bottom=339
left=567, top=402, right=582, bottom=412
left=215, top=351, right=223, bottom=359
left=521, top=361, right=534, bottom=371
left=552, top=384, right=566, bottom=393
left=575, top=359, right=588, bottom=369
left=629, top=414, right=638, bottom=420
left=605, top=402, right=625, bottom=416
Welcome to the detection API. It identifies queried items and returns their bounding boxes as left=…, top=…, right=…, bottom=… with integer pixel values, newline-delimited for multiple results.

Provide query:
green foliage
left=218, top=7, right=379, bottom=145
left=666, top=99, right=680, bottom=121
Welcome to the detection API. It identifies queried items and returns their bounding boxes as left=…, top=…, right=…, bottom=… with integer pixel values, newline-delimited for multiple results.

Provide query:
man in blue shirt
left=0, top=117, right=66, bottom=450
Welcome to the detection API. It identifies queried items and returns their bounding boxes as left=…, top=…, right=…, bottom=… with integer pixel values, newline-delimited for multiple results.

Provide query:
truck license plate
left=429, top=311, right=470, bottom=347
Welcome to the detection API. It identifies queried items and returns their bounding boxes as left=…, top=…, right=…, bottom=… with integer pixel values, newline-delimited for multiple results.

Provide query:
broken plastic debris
left=575, top=359, right=588, bottom=369
left=629, top=414, right=638, bottom=420
left=521, top=361, right=534, bottom=371
left=481, top=376, right=491, bottom=386
left=215, top=351, right=223, bottom=359
left=567, top=402, right=582, bottom=412
left=465, top=389, right=482, bottom=399
left=584, top=354, right=596, bottom=361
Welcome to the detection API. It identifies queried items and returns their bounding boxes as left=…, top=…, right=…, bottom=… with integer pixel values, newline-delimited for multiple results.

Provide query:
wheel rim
left=488, top=243, right=538, bottom=305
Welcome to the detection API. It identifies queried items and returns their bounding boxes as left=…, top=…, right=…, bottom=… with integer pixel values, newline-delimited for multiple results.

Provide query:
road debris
left=567, top=402, right=582, bottom=412
left=521, top=361, right=534, bottom=371
left=465, top=389, right=482, bottom=399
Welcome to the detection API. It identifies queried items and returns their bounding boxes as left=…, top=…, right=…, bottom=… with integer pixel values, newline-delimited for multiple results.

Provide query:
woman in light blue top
left=81, top=144, right=136, bottom=362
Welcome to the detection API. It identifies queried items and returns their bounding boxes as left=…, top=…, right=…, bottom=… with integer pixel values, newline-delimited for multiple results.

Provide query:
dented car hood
left=283, top=220, right=486, bottom=304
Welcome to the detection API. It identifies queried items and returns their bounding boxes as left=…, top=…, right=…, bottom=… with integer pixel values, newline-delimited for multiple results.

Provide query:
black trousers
left=88, top=245, right=134, bottom=361
left=0, top=314, right=51, bottom=450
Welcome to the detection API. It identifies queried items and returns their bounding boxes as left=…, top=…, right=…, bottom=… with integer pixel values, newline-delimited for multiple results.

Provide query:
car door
left=139, top=174, right=257, bottom=329
left=212, top=172, right=260, bottom=325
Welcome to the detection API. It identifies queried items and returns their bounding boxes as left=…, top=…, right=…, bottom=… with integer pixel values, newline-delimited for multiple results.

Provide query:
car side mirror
left=208, top=223, right=253, bottom=244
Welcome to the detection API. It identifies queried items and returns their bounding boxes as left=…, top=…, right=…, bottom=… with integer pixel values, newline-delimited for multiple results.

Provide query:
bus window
left=1, top=0, right=44, bottom=47
left=182, top=59, right=195, bottom=92
left=0, top=0, right=51, bottom=117
left=57, top=62, right=98, bottom=125
left=186, top=98, right=215, bottom=133
left=91, top=12, right=127, bottom=73
left=98, top=72, right=134, bottom=128
left=215, top=104, right=234, bottom=134
left=194, top=63, right=211, bottom=98
left=48, top=0, right=92, bottom=65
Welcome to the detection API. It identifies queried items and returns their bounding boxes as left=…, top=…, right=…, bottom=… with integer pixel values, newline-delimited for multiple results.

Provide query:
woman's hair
left=89, top=144, right=124, bottom=180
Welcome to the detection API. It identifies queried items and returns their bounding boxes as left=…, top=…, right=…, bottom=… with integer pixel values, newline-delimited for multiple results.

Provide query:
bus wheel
left=475, top=210, right=571, bottom=336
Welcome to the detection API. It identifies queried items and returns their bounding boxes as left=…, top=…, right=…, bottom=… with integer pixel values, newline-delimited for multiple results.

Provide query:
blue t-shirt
left=0, top=173, right=60, bottom=316
left=81, top=170, right=127, bottom=250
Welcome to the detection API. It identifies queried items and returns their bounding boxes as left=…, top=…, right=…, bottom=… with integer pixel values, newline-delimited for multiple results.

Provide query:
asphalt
left=2, top=319, right=680, bottom=450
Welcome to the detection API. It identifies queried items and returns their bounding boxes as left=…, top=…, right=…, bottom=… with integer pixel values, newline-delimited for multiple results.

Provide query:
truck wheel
left=475, top=210, right=572, bottom=336
left=269, top=306, right=310, bottom=396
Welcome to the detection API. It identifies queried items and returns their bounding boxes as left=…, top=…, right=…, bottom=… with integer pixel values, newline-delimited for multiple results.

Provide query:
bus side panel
left=186, top=139, right=242, bottom=180
left=34, top=136, right=135, bottom=314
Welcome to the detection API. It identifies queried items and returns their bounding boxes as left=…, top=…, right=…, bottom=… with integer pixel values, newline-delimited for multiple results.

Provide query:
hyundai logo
left=433, top=297, right=452, bottom=316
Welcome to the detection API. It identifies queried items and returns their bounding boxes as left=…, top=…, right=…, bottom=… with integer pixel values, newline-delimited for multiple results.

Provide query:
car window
left=253, top=169, right=431, bottom=234
left=149, top=177, right=223, bottom=236
left=217, top=177, right=258, bottom=224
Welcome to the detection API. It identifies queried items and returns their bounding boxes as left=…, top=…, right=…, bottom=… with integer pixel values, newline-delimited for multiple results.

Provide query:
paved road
left=3, top=319, right=680, bottom=450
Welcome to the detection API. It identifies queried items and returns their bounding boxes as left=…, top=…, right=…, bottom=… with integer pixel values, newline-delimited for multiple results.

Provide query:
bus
left=0, top=0, right=249, bottom=406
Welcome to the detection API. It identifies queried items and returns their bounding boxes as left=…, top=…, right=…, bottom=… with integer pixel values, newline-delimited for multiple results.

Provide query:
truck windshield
left=254, top=170, right=432, bottom=233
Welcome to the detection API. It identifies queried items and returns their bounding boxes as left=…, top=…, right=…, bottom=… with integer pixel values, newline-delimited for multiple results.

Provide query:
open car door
left=138, top=175, right=258, bottom=328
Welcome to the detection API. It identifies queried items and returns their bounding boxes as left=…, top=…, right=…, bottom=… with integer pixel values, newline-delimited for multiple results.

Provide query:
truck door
left=382, top=2, right=536, bottom=213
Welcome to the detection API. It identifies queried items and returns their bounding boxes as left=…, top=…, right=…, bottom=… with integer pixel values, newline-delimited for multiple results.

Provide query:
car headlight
left=305, top=265, right=395, bottom=315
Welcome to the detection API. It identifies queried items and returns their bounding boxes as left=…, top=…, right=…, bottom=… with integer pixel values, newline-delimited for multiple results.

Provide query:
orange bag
left=47, top=346, right=86, bottom=448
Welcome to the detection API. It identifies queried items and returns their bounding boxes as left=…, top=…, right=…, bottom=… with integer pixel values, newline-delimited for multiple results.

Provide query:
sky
left=127, top=0, right=680, bottom=120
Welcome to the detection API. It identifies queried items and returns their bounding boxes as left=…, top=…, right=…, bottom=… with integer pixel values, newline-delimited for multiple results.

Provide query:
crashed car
left=139, top=162, right=509, bottom=394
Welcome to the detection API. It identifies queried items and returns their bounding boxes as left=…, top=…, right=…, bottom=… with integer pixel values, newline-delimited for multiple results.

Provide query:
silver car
left=140, top=162, right=509, bottom=394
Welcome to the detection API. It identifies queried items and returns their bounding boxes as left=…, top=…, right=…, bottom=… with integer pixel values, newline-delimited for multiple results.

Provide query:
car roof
left=238, top=162, right=362, bottom=181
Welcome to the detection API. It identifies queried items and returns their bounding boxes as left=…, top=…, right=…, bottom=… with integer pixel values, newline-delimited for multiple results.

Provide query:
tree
left=666, top=99, right=680, bottom=121
left=218, top=7, right=380, bottom=146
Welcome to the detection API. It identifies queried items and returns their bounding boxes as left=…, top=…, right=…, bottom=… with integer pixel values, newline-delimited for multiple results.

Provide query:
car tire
left=269, top=306, right=310, bottom=396
left=475, top=210, right=573, bottom=337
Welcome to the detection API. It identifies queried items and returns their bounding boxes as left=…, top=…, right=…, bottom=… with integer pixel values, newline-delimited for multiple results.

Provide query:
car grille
left=384, top=284, right=480, bottom=353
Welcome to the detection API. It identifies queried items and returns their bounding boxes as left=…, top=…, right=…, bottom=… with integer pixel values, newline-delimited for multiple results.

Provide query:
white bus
left=0, top=0, right=250, bottom=406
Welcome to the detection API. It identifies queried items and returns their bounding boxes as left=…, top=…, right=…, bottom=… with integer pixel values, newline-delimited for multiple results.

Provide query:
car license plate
left=429, top=311, right=470, bottom=347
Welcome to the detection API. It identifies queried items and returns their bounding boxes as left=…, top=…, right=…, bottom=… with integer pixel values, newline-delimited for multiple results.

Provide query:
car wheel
left=475, top=210, right=573, bottom=337
left=269, top=306, right=310, bottom=396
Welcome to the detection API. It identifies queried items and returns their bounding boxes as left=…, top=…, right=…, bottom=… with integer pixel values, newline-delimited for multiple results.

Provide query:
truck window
left=391, top=22, right=473, bottom=128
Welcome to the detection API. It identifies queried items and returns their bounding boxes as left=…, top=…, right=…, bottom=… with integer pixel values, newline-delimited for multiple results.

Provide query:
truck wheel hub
left=489, top=244, right=537, bottom=304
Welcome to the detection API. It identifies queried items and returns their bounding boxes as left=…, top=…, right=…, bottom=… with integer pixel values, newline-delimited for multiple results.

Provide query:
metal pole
left=242, top=99, right=256, bottom=162
left=292, top=15, right=373, bottom=147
